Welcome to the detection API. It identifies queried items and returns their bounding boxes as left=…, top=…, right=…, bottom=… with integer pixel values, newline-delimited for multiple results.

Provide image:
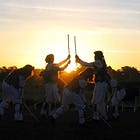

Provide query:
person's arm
left=75, top=55, right=94, bottom=67
left=57, top=55, right=70, bottom=66
left=58, top=60, right=71, bottom=71
left=19, top=75, right=26, bottom=88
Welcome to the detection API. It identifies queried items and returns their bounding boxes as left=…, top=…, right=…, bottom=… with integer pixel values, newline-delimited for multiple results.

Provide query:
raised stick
left=74, top=36, right=77, bottom=55
left=67, top=34, right=70, bottom=55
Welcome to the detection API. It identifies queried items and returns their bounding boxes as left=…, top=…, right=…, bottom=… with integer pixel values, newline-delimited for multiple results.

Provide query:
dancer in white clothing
left=40, top=54, right=70, bottom=118
left=109, top=79, right=126, bottom=119
left=0, top=65, right=34, bottom=121
left=49, top=68, right=94, bottom=126
left=75, top=51, right=111, bottom=120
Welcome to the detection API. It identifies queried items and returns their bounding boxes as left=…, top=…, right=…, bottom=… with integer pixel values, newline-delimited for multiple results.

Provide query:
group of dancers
left=0, top=50, right=126, bottom=127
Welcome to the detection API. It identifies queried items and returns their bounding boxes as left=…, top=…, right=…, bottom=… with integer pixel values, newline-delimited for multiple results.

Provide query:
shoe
left=112, top=113, right=120, bottom=119
left=113, top=113, right=119, bottom=119
left=14, top=113, right=23, bottom=121
left=92, top=113, right=100, bottom=121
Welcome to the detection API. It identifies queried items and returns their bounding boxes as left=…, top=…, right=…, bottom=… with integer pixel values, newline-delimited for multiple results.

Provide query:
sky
left=0, top=0, right=140, bottom=71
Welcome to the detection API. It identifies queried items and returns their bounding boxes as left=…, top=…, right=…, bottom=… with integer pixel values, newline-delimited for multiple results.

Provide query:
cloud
left=0, top=0, right=140, bottom=31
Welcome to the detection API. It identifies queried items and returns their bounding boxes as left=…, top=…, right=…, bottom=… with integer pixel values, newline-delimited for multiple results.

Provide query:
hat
left=45, top=54, right=54, bottom=63
left=23, top=65, right=34, bottom=71
left=94, top=51, right=103, bottom=58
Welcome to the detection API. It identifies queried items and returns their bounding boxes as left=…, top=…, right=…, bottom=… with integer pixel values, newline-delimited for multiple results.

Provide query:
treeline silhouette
left=0, top=65, right=140, bottom=103
left=0, top=65, right=140, bottom=85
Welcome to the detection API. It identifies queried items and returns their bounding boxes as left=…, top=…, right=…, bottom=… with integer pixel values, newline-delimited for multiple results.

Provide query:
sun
left=65, top=61, right=77, bottom=72
left=34, top=33, right=82, bottom=71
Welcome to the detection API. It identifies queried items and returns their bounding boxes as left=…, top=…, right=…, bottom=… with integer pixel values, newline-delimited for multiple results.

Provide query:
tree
left=117, top=66, right=140, bottom=82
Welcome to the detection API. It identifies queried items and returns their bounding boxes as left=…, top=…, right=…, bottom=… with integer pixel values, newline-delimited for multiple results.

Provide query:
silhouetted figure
left=75, top=51, right=111, bottom=121
left=0, top=65, right=34, bottom=121
left=40, top=54, right=71, bottom=118
left=49, top=68, right=94, bottom=127
left=109, top=79, right=126, bottom=119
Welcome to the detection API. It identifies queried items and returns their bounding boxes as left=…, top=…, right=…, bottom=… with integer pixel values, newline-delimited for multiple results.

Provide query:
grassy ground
left=0, top=103, right=140, bottom=140
left=0, top=85, right=140, bottom=140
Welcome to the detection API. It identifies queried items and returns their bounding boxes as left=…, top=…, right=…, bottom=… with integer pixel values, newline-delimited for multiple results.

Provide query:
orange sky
left=0, top=0, right=140, bottom=71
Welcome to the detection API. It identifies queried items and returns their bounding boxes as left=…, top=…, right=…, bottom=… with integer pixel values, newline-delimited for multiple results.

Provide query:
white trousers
left=52, top=88, right=86, bottom=124
left=40, top=83, right=60, bottom=116
left=44, top=83, right=60, bottom=103
left=0, top=81, right=23, bottom=120
left=111, top=89, right=126, bottom=117
left=91, top=81, right=108, bottom=119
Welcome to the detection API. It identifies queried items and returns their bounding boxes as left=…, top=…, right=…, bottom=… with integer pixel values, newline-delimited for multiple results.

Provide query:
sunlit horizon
left=0, top=0, right=140, bottom=71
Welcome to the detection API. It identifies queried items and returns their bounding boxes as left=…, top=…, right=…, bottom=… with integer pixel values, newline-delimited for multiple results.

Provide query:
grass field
left=0, top=107, right=140, bottom=140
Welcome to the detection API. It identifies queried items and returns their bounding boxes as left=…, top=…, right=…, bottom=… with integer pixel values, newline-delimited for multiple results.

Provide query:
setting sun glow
left=65, top=63, right=77, bottom=72
left=0, top=1, right=140, bottom=71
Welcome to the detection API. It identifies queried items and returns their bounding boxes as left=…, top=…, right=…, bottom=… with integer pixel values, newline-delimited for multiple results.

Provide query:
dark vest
left=67, top=76, right=81, bottom=93
left=94, top=61, right=111, bottom=82
left=5, top=69, right=21, bottom=89
left=40, top=69, right=58, bottom=83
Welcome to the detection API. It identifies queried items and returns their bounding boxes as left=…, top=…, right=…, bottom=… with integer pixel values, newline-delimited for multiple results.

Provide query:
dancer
left=0, top=65, right=34, bottom=121
left=109, top=79, right=126, bottom=119
left=40, top=54, right=71, bottom=118
left=75, top=51, right=111, bottom=120
left=49, top=68, right=94, bottom=126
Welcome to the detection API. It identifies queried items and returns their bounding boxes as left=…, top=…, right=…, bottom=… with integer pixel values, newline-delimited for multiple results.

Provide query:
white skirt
left=1, top=80, right=22, bottom=104
left=91, top=81, right=108, bottom=105
left=44, top=83, right=60, bottom=103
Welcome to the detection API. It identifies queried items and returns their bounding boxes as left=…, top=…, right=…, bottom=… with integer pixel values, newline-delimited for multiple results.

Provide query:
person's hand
left=68, top=60, right=71, bottom=64
left=67, top=54, right=71, bottom=59
left=75, top=55, right=80, bottom=62
left=75, top=54, right=79, bottom=59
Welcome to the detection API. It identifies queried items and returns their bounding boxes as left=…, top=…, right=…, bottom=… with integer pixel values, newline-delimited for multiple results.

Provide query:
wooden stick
left=67, top=34, right=70, bottom=55
left=74, top=36, right=77, bottom=55
left=23, top=102, right=40, bottom=122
